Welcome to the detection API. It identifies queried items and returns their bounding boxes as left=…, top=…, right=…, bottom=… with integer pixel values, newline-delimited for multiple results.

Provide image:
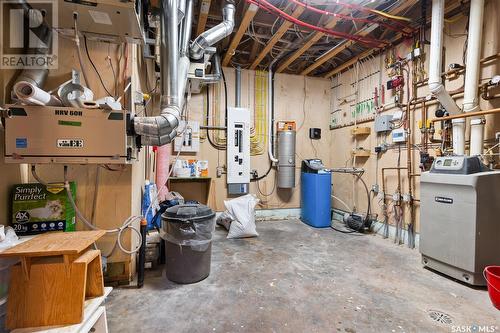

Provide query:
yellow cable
left=370, top=9, right=412, bottom=22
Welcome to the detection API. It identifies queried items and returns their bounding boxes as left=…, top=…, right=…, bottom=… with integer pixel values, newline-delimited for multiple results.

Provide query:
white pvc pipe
left=470, top=118, right=485, bottom=156
left=464, top=0, right=485, bottom=156
left=268, top=68, right=278, bottom=163
left=428, top=0, right=461, bottom=115
left=429, top=0, right=464, bottom=155
left=452, top=119, right=466, bottom=155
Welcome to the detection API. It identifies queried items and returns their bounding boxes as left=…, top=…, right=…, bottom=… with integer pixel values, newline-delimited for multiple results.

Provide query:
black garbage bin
left=161, top=204, right=216, bottom=284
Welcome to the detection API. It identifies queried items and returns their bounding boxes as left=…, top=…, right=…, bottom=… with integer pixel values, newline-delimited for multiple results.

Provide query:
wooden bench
left=0, top=231, right=106, bottom=330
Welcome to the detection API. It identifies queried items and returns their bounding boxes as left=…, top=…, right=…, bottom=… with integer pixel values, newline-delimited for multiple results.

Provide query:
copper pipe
left=414, top=52, right=500, bottom=86
left=381, top=167, right=407, bottom=199
left=430, top=107, right=500, bottom=122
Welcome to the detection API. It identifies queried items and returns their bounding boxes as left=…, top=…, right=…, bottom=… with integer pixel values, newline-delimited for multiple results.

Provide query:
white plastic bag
left=223, top=194, right=259, bottom=239
left=216, top=212, right=233, bottom=231
left=0, top=226, right=20, bottom=251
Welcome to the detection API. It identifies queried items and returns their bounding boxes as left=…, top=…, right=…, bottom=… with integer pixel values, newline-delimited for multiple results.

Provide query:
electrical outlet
left=216, top=166, right=224, bottom=178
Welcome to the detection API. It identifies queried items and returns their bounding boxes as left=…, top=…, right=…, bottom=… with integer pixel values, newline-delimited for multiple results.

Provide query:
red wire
left=288, top=0, right=411, bottom=33
left=246, top=0, right=388, bottom=48
left=316, top=0, right=413, bottom=31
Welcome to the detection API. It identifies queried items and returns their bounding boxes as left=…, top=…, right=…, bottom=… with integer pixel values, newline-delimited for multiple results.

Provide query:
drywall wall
left=329, top=0, right=500, bottom=234
left=169, top=68, right=332, bottom=211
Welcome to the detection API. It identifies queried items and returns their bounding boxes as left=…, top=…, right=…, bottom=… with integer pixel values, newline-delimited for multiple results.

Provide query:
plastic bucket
left=484, top=266, right=500, bottom=310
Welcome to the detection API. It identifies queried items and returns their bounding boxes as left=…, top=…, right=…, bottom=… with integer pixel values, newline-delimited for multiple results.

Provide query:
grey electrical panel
left=374, top=115, right=393, bottom=133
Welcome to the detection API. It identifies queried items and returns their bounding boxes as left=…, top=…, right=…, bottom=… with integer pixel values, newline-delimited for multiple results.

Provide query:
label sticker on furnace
left=57, top=139, right=84, bottom=148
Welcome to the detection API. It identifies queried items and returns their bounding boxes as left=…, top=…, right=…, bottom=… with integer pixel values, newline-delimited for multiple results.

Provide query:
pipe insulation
left=14, top=81, right=62, bottom=106
left=429, top=0, right=463, bottom=154
left=464, top=0, right=485, bottom=156
left=190, top=1, right=235, bottom=60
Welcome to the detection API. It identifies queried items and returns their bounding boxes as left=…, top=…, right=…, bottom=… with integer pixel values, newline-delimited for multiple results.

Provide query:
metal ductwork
left=203, top=53, right=222, bottom=83
left=134, top=0, right=232, bottom=146
left=12, top=3, right=52, bottom=97
left=134, top=0, right=182, bottom=146
left=190, top=1, right=235, bottom=60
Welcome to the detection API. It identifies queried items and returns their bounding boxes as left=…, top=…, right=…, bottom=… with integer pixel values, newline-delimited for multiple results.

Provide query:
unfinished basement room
left=0, top=0, right=499, bottom=332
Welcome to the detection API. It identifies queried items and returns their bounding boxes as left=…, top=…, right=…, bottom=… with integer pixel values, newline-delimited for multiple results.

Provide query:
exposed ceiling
left=194, top=0, right=465, bottom=77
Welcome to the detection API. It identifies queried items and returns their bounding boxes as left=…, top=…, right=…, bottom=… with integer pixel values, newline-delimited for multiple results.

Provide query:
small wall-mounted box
left=309, top=128, right=321, bottom=139
left=391, top=128, right=407, bottom=143
left=374, top=115, right=393, bottom=132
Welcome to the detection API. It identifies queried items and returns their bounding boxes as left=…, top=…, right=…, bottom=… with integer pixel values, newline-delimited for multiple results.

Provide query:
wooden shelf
left=351, top=127, right=371, bottom=136
left=167, top=177, right=212, bottom=205
left=351, top=148, right=371, bottom=158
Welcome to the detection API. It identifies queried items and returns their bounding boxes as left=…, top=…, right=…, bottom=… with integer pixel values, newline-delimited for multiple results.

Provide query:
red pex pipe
left=288, top=0, right=411, bottom=33
left=246, top=0, right=388, bottom=48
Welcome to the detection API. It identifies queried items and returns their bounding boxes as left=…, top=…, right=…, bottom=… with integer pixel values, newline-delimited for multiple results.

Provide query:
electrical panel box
left=3, top=105, right=137, bottom=164
left=174, top=120, right=200, bottom=153
left=374, top=115, right=393, bottom=132
left=391, top=128, right=407, bottom=143
left=227, top=107, right=250, bottom=193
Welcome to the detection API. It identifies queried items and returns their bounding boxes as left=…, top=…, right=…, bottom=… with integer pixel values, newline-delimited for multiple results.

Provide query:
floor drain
left=428, top=310, right=453, bottom=325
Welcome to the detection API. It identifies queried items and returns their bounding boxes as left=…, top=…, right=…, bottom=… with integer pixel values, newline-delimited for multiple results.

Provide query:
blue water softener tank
left=300, top=159, right=332, bottom=228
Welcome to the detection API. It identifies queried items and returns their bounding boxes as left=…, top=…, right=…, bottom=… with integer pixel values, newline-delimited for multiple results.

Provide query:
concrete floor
left=107, top=219, right=499, bottom=333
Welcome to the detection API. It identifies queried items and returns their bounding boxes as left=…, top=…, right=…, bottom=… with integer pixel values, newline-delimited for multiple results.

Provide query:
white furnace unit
left=420, top=156, right=500, bottom=285
left=226, top=107, right=250, bottom=195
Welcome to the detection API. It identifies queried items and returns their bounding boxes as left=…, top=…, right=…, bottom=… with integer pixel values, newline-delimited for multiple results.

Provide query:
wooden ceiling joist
left=301, top=0, right=419, bottom=76
left=275, top=9, right=349, bottom=74
left=324, top=49, right=373, bottom=78
left=249, top=5, right=305, bottom=70
left=323, top=0, right=460, bottom=79
left=222, top=3, right=259, bottom=67
left=196, top=0, right=212, bottom=36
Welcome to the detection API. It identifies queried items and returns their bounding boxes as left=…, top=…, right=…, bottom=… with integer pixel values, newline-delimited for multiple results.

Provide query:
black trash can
left=161, top=204, right=216, bottom=284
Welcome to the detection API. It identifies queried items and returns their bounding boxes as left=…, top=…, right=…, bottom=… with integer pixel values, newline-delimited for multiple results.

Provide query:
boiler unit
left=420, top=156, right=500, bottom=285
left=276, top=121, right=296, bottom=188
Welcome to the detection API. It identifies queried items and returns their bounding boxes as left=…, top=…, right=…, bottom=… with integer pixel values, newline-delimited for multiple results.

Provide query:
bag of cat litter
left=11, top=182, right=77, bottom=236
